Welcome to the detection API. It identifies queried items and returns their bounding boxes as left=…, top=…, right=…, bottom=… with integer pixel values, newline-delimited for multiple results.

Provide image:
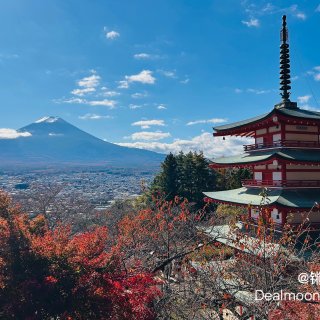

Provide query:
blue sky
left=0, top=0, right=319, bottom=157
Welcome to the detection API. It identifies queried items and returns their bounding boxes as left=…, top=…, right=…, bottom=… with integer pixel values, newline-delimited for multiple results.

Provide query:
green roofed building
left=204, top=16, right=320, bottom=229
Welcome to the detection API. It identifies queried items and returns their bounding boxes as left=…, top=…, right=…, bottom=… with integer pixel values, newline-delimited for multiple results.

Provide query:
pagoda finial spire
left=279, top=15, right=291, bottom=102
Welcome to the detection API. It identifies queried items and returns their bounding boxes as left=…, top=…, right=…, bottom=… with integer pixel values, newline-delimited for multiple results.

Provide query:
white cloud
left=87, top=99, right=117, bottom=108
left=235, top=88, right=270, bottom=94
left=297, top=93, right=318, bottom=111
left=62, top=97, right=85, bottom=104
left=129, top=104, right=143, bottom=109
left=69, top=71, right=101, bottom=96
left=125, top=70, right=156, bottom=85
left=242, top=18, right=260, bottom=27
left=57, top=70, right=120, bottom=107
left=248, top=88, right=271, bottom=94
left=296, top=12, right=306, bottom=20
left=118, top=70, right=155, bottom=88
left=134, top=53, right=150, bottom=59
left=158, top=69, right=176, bottom=78
left=105, top=30, right=120, bottom=40
left=316, top=4, right=320, bottom=12
left=133, top=53, right=163, bottom=60
left=132, top=119, right=165, bottom=129
left=0, top=129, right=32, bottom=139
left=117, top=132, right=252, bottom=158
left=78, top=73, right=100, bottom=88
left=261, top=3, right=275, bottom=13
left=131, top=92, right=148, bottom=99
left=79, top=113, right=113, bottom=120
left=61, top=97, right=116, bottom=109
left=71, top=87, right=96, bottom=96
left=242, top=3, right=306, bottom=21
left=307, top=66, right=320, bottom=81
left=118, top=80, right=129, bottom=89
left=157, top=104, right=167, bottom=110
left=101, top=90, right=120, bottom=97
left=186, top=118, right=227, bottom=126
left=180, top=77, right=190, bottom=84
left=129, top=131, right=171, bottom=141
left=297, top=95, right=311, bottom=104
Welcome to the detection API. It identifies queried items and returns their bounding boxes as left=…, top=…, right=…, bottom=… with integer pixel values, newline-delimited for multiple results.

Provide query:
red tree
left=0, top=192, right=160, bottom=320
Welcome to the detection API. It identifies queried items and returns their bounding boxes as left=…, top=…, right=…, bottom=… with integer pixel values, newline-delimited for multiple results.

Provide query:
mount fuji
left=0, top=117, right=164, bottom=167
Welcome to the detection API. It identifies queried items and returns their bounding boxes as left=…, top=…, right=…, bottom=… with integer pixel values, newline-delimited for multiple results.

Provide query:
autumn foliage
left=0, top=191, right=159, bottom=319
left=117, top=195, right=203, bottom=274
left=2, top=185, right=320, bottom=320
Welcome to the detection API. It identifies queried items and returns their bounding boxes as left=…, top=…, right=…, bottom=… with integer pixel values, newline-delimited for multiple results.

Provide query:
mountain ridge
left=0, top=116, right=164, bottom=168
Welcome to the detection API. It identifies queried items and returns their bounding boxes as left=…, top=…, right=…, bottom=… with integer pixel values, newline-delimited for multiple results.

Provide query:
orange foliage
left=116, top=196, right=198, bottom=272
left=0, top=191, right=160, bottom=319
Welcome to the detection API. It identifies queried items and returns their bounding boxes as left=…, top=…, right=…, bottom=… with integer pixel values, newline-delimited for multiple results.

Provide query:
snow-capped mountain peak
left=35, top=116, right=59, bottom=124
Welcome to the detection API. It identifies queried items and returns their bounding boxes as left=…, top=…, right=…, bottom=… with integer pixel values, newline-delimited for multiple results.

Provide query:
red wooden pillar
left=282, top=162, right=287, bottom=184
left=280, top=120, right=285, bottom=142
left=282, top=208, right=287, bottom=226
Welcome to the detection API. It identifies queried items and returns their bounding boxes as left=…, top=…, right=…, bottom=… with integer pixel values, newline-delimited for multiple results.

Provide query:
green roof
left=199, top=223, right=299, bottom=261
left=203, top=187, right=320, bottom=208
left=211, top=149, right=320, bottom=166
left=213, top=112, right=270, bottom=131
left=214, top=107, right=320, bottom=133
left=280, top=107, right=320, bottom=120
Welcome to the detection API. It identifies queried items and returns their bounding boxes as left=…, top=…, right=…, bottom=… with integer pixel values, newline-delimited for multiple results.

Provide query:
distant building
left=204, top=15, right=320, bottom=229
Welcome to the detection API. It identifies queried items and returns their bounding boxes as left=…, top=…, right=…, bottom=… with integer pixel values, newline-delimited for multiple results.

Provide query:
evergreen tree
left=177, top=151, right=195, bottom=200
left=151, top=151, right=217, bottom=206
left=192, top=152, right=216, bottom=204
left=215, top=168, right=252, bottom=190
left=151, top=153, right=178, bottom=201
left=151, top=152, right=252, bottom=205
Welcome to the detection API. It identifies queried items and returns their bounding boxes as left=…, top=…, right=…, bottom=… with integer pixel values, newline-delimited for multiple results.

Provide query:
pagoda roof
left=280, top=107, right=320, bottom=120
left=203, top=187, right=319, bottom=208
left=214, top=112, right=270, bottom=132
left=214, top=107, right=320, bottom=135
left=210, top=149, right=320, bottom=167
left=199, top=223, right=298, bottom=260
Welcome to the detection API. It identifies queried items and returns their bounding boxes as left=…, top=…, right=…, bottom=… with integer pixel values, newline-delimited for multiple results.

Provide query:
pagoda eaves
left=209, top=149, right=320, bottom=169
left=213, top=108, right=320, bottom=137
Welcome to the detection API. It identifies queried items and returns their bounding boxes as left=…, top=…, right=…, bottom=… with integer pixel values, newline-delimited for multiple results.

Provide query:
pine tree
left=192, top=152, right=216, bottom=204
left=151, top=152, right=217, bottom=206
left=178, top=152, right=195, bottom=200
left=151, top=153, right=178, bottom=201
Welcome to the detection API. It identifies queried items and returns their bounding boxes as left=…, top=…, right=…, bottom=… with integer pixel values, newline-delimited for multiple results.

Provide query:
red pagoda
left=204, top=15, right=320, bottom=229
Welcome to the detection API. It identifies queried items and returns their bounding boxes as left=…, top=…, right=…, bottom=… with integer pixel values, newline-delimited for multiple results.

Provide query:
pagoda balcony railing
left=242, top=179, right=320, bottom=188
left=244, top=140, right=320, bottom=152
